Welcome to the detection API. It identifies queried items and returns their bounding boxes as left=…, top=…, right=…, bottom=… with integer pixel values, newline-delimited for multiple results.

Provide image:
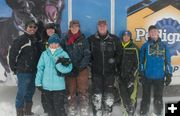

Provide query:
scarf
left=67, top=30, right=81, bottom=45
left=122, top=41, right=130, bottom=48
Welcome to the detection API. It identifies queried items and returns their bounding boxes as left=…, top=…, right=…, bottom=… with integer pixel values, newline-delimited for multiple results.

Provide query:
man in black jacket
left=89, top=19, right=120, bottom=116
left=9, top=20, right=40, bottom=116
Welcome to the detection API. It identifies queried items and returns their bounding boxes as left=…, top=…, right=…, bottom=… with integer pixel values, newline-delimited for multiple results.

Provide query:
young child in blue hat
left=35, top=33, right=72, bottom=116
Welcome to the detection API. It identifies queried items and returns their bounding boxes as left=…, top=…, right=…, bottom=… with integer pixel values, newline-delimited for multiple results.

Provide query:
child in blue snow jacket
left=139, top=25, right=173, bottom=116
left=35, top=34, right=72, bottom=116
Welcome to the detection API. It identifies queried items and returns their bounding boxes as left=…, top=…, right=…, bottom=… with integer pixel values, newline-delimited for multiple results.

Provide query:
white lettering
left=135, top=28, right=146, bottom=41
left=135, top=28, right=180, bottom=44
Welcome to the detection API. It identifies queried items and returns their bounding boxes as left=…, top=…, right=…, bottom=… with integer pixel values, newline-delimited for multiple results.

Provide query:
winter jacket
left=61, top=32, right=90, bottom=76
left=89, top=32, right=119, bottom=75
left=139, top=38, right=173, bottom=80
left=9, top=33, right=41, bottom=73
left=35, top=47, right=72, bottom=91
left=118, top=40, right=139, bottom=82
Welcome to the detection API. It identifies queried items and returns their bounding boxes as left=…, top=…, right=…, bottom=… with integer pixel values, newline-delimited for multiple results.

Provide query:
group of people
left=9, top=19, right=173, bottom=116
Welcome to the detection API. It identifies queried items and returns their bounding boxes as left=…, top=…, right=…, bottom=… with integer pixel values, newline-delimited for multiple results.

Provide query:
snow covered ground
left=0, top=86, right=180, bottom=116
left=1, top=65, right=180, bottom=116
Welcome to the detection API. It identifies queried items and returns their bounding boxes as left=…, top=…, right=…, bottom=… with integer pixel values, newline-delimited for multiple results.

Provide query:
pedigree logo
left=135, top=18, right=180, bottom=44
left=127, top=0, right=180, bottom=57
left=135, top=18, right=180, bottom=56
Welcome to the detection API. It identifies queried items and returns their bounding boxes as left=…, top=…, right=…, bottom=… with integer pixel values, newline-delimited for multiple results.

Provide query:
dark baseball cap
left=45, top=23, right=56, bottom=29
left=98, top=19, right=107, bottom=25
left=25, top=20, right=37, bottom=29
left=122, top=30, right=132, bottom=37
left=69, top=20, right=80, bottom=27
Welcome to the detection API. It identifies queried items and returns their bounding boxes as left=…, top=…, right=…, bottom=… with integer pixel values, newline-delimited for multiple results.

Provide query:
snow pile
left=0, top=102, right=16, bottom=116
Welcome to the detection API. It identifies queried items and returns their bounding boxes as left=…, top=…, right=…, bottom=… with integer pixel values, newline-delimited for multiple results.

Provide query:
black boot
left=24, top=102, right=34, bottom=115
left=126, top=104, right=135, bottom=116
left=16, top=108, right=24, bottom=116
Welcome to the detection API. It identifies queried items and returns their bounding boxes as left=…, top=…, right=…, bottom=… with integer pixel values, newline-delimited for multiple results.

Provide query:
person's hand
left=138, top=71, right=145, bottom=84
left=56, top=57, right=71, bottom=66
left=37, top=86, right=43, bottom=91
left=13, top=71, right=17, bottom=75
left=139, top=76, right=146, bottom=85
left=139, top=71, right=145, bottom=78
left=165, top=73, right=172, bottom=86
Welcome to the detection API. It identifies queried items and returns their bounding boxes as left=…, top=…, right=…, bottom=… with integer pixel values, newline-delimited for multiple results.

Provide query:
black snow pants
left=43, top=90, right=67, bottom=116
left=91, top=73, right=115, bottom=115
left=118, top=79, right=137, bottom=115
left=140, top=78, right=164, bottom=115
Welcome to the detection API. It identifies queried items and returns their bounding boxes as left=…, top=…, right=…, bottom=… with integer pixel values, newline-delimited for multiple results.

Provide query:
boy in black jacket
left=117, top=30, right=139, bottom=116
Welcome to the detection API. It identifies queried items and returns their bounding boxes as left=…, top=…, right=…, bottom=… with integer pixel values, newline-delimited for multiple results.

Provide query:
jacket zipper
left=102, top=41, right=105, bottom=75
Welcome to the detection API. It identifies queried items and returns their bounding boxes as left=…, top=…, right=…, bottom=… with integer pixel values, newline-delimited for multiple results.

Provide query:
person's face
left=46, top=28, right=55, bottom=36
left=26, top=24, right=37, bottom=35
left=49, top=43, right=59, bottom=49
left=70, top=24, right=80, bottom=34
left=98, top=23, right=108, bottom=36
left=123, top=35, right=131, bottom=43
left=149, top=29, right=159, bottom=41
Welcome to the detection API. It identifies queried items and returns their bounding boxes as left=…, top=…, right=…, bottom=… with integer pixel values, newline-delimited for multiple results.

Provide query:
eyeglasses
left=28, top=25, right=37, bottom=29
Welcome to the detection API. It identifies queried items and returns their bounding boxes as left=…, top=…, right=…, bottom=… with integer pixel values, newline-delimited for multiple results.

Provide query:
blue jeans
left=16, top=73, right=36, bottom=109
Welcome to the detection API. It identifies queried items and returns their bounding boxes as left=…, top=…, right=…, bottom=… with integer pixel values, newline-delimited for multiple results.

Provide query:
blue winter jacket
left=139, top=38, right=173, bottom=80
left=61, top=33, right=91, bottom=70
left=35, top=47, right=72, bottom=91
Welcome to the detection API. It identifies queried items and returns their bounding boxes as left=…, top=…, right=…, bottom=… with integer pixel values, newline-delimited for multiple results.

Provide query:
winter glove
left=37, top=86, right=43, bottom=91
left=56, top=57, right=71, bottom=67
left=139, top=71, right=145, bottom=78
left=165, top=73, right=172, bottom=86
left=11, top=66, right=17, bottom=75
left=12, top=71, right=17, bottom=75
left=139, top=76, right=146, bottom=85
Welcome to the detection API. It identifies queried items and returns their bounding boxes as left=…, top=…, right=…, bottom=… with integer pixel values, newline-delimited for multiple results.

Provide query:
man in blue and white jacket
left=139, top=25, right=173, bottom=116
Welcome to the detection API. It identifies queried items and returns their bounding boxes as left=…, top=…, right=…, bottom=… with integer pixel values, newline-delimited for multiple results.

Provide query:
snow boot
left=139, top=110, right=148, bottom=116
left=126, top=104, right=135, bottom=116
left=68, top=105, right=78, bottom=116
left=80, top=106, right=89, bottom=116
left=94, top=110, right=103, bottom=116
left=24, top=102, right=34, bottom=115
left=16, top=108, right=24, bottom=116
left=79, top=95, right=89, bottom=116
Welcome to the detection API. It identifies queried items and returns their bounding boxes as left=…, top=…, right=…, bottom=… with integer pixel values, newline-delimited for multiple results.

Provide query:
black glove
left=165, top=73, right=172, bottom=86
left=139, top=76, right=146, bottom=85
left=139, top=71, right=145, bottom=78
left=37, top=86, right=43, bottom=91
left=13, top=71, right=17, bottom=75
left=11, top=67, right=17, bottom=75
left=56, top=57, right=71, bottom=66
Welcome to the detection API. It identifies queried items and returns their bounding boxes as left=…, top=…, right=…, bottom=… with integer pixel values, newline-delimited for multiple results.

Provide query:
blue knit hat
left=122, top=30, right=132, bottom=39
left=48, top=34, right=60, bottom=44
